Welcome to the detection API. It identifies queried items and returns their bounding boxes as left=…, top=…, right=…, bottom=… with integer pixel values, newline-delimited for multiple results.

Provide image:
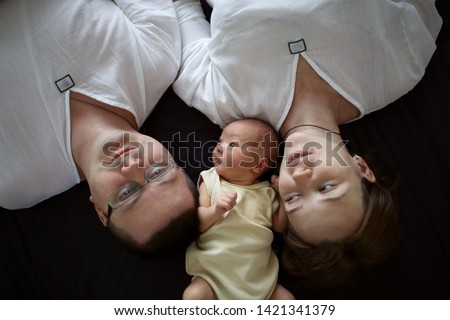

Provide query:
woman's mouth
left=286, top=150, right=310, bottom=167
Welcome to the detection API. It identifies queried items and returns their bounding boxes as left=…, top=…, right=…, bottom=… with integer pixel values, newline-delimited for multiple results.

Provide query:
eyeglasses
left=106, top=157, right=177, bottom=219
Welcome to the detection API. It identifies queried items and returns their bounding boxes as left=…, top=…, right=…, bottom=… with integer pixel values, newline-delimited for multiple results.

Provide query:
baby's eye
left=228, top=142, right=239, bottom=148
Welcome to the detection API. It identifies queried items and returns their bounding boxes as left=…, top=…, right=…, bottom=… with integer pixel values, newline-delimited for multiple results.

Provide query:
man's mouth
left=111, top=147, right=135, bottom=164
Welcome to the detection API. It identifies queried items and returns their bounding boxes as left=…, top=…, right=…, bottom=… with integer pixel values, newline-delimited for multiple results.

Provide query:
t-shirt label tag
left=55, top=74, right=75, bottom=93
left=288, top=39, right=307, bottom=54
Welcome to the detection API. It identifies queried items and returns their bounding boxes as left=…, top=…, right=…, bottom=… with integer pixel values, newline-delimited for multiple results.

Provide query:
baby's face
left=212, top=120, right=274, bottom=183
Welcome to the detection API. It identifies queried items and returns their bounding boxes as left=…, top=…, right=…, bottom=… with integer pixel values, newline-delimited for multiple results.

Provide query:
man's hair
left=281, top=178, right=401, bottom=290
left=108, top=172, right=199, bottom=255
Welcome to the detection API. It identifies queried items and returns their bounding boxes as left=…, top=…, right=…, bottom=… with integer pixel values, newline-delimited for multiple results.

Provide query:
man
left=0, top=0, right=198, bottom=252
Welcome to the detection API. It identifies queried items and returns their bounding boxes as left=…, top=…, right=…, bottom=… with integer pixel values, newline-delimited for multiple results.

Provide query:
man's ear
left=252, top=158, right=268, bottom=174
left=353, top=155, right=376, bottom=183
left=90, top=195, right=108, bottom=227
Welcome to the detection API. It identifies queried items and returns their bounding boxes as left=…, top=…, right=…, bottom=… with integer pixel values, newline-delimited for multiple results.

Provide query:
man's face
left=88, top=132, right=196, bottom=245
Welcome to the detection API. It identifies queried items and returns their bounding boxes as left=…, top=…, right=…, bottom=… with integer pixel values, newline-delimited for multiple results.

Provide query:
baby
left=184, top=118, right=293, bottom=299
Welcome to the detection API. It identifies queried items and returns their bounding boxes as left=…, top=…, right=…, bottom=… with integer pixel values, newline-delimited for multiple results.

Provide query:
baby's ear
left=252, top=158, right=268, bottom=174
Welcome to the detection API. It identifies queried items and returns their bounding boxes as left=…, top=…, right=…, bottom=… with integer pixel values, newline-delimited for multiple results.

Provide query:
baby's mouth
left=212, top=154, right=223, bottom=166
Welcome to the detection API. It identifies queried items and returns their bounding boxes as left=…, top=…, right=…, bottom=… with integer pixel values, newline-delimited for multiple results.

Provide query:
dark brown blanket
left=1, top=0, right=449, bottom=299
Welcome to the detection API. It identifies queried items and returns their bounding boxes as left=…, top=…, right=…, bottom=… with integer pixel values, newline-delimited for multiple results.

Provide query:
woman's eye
left=319, top=183, right=335, bottom=192
left=285, top=193, right=302, bottom=203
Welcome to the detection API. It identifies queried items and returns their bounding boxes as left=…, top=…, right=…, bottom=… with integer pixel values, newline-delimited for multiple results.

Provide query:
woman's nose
left=292, top=166, right=313, bottom=179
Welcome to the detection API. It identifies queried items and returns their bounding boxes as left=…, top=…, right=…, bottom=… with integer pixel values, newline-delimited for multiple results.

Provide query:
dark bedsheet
left=1, top=1, right=449, bottom=299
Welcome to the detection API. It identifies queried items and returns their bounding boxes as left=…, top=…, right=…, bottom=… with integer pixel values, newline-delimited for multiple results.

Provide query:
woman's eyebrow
left=320, top=192, right=345, bottom=203
left=286, top=203, right=303, bottom=215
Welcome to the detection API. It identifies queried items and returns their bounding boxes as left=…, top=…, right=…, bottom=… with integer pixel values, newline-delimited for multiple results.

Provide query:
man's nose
left=120, top=156, right=145, bottom=182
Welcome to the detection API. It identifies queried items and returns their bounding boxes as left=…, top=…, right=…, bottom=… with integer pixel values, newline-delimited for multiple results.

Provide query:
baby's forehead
left=223, top=126, right=264, bottom=143
left=224, top=120, right=273, bottom=139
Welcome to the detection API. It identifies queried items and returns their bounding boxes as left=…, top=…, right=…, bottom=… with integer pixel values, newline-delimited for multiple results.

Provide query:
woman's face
left=278, top=129, right=375, bottom=244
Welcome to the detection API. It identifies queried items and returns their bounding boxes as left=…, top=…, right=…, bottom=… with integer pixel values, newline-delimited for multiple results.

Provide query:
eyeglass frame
left=106, top=156, right=178, bottom=220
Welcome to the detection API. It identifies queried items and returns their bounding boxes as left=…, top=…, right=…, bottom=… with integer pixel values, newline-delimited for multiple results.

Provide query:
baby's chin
left=213, top=163, right=231, bottom=179
left=213, top=162, right=224, bottom=173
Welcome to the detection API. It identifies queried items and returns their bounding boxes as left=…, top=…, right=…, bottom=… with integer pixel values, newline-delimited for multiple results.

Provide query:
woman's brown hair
left=282, top=178, right=401, bottom=290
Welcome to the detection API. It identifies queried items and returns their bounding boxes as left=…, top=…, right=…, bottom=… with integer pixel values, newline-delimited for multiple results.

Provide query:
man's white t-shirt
left=0, top=0, right=180, bottom=209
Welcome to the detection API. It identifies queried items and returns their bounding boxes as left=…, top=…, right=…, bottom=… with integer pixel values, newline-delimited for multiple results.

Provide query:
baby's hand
left=214, top=192, right=237, bottom=215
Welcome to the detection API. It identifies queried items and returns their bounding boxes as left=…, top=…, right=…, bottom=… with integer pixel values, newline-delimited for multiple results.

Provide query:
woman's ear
left=90, top=195, right=109, bottom=227
left=353, top=155, right=376, bottom=183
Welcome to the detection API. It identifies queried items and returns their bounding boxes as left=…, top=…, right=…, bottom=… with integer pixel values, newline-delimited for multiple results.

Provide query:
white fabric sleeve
left=174, top=0, right=211, bottom=48
left=112, top=0, right=180, bottom=66
left=173, top=0, right=226, bottom=126
left=403, top=0, right=441, bottom=40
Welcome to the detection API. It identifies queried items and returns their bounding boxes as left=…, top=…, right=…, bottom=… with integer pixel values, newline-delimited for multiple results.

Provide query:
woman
left=172, top=0, right=442, bottom=290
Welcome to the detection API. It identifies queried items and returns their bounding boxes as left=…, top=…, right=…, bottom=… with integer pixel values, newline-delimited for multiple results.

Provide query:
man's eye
left=145, top=164, right=170, bottom=181
left=117, top=183, right=140, bottom=201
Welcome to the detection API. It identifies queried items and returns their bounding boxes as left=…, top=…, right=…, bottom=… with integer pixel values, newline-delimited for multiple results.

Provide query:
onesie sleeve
left=198, top=168, right=217, bottom=198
